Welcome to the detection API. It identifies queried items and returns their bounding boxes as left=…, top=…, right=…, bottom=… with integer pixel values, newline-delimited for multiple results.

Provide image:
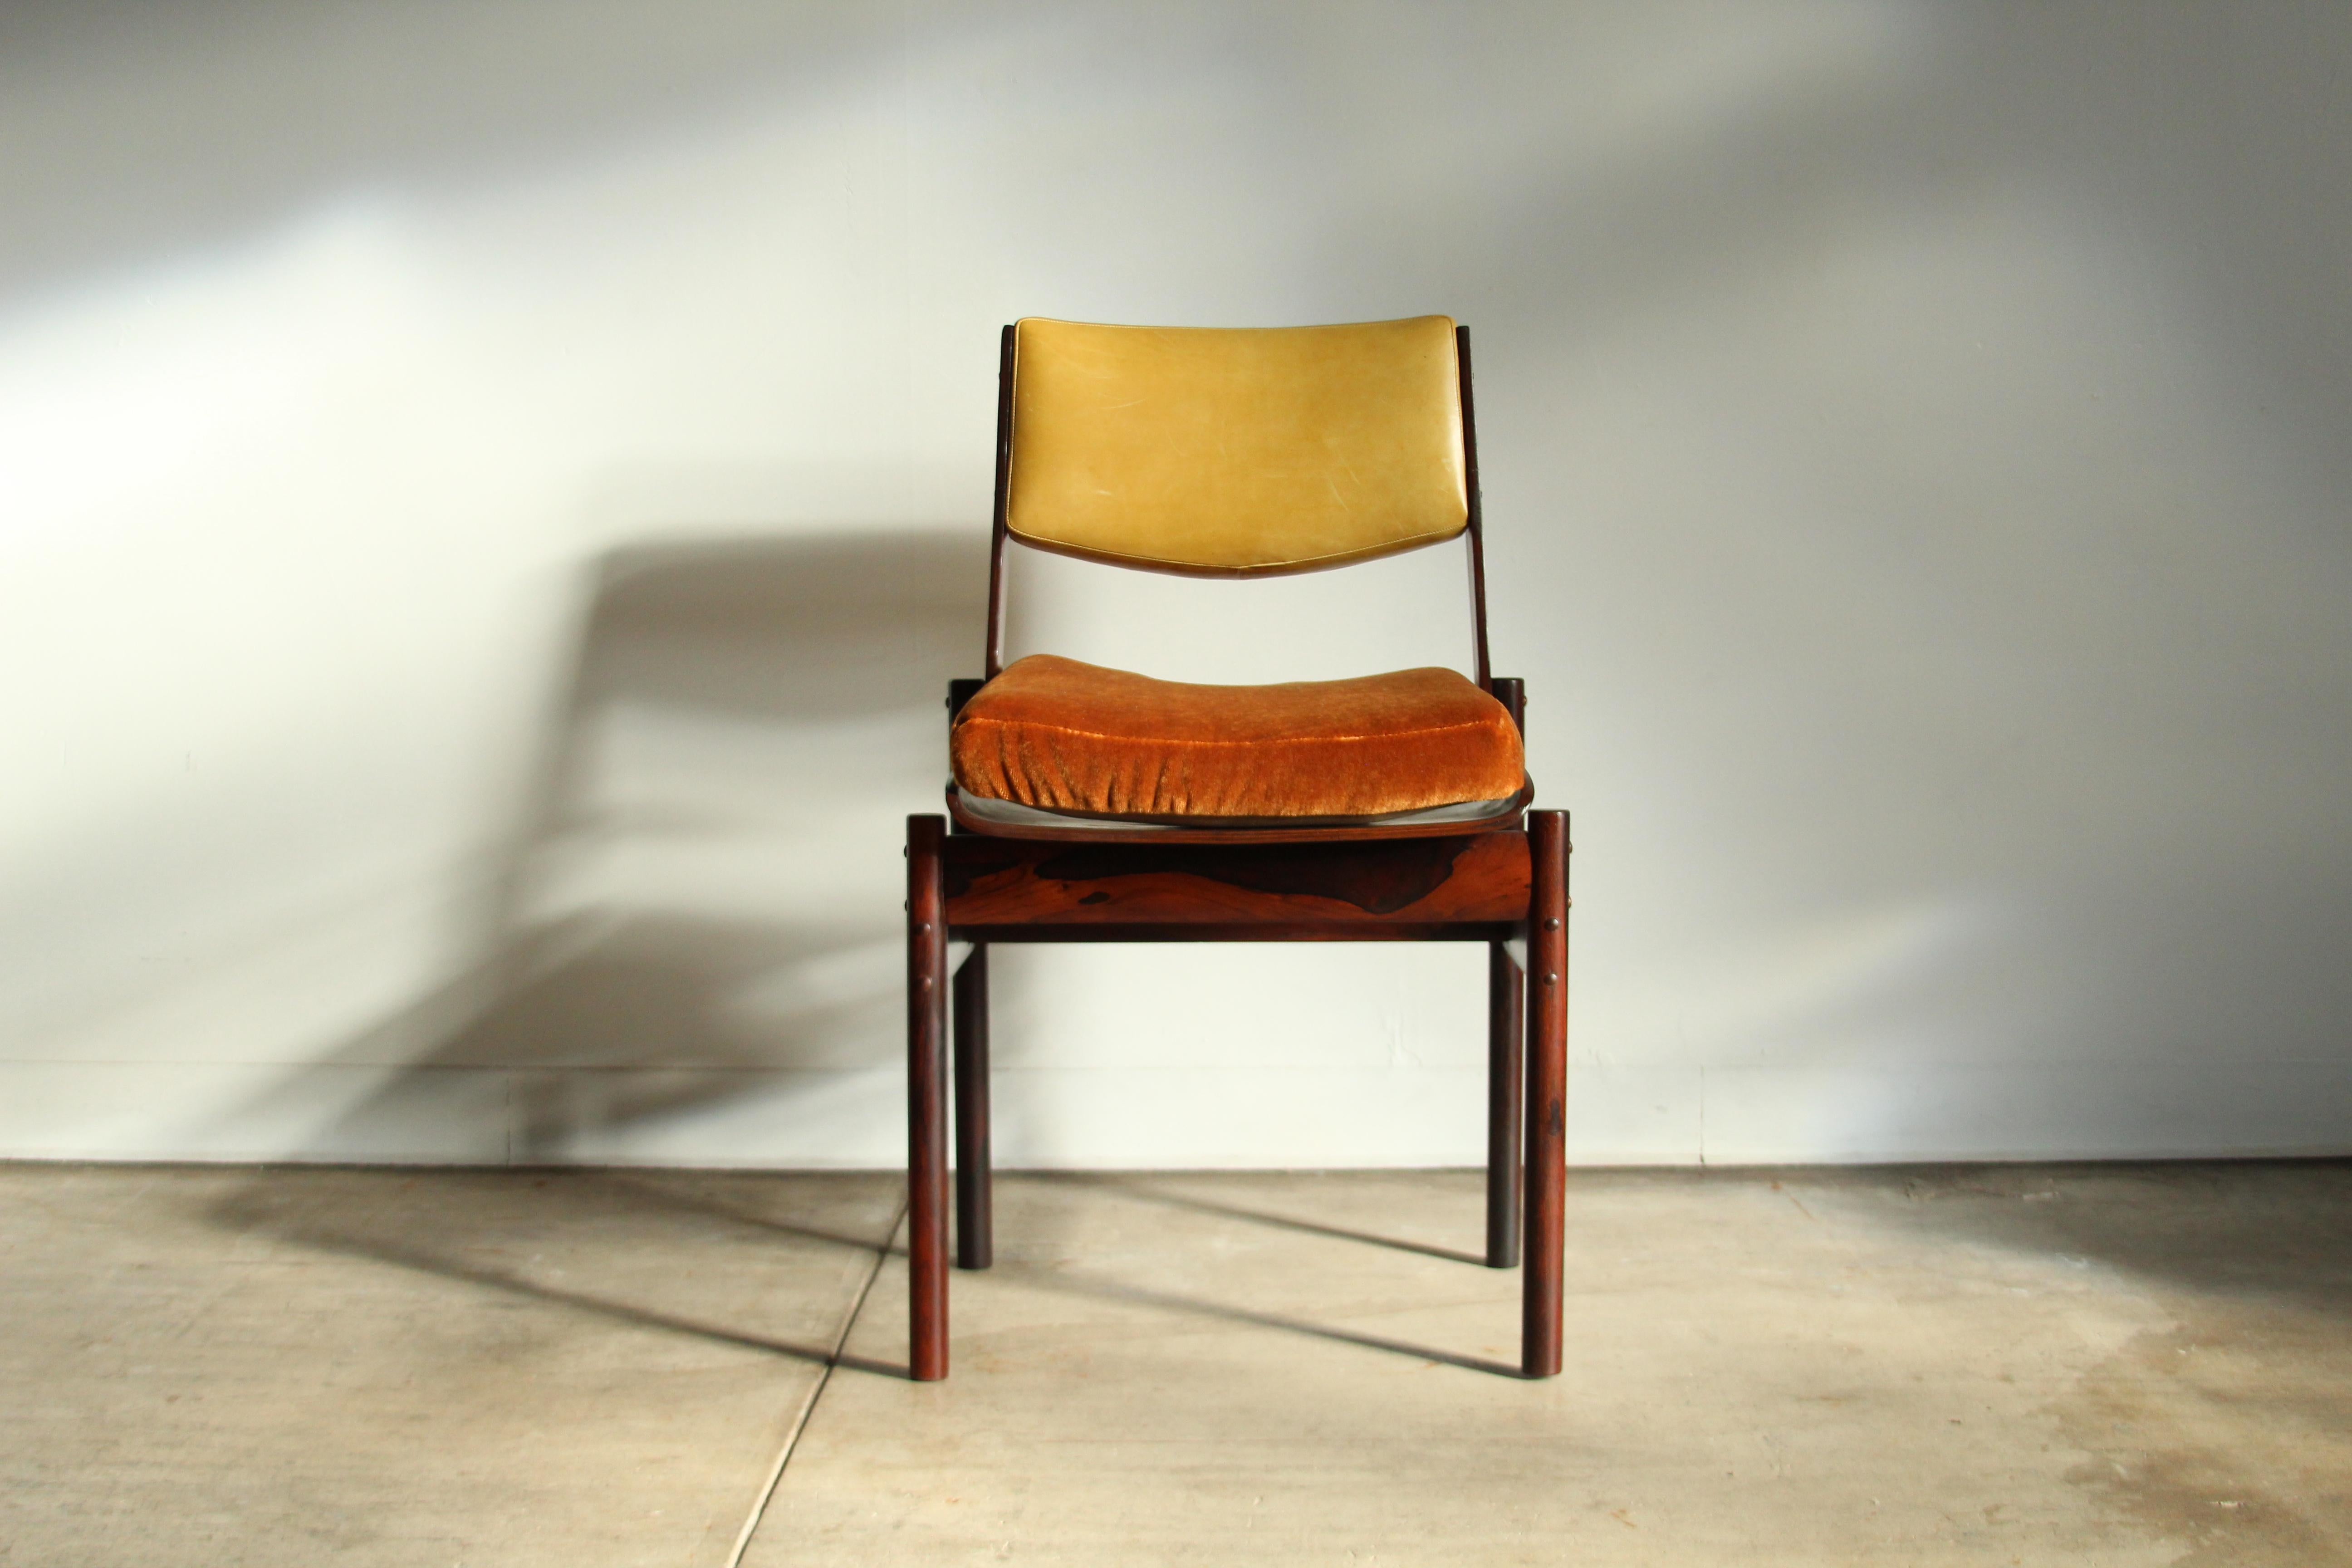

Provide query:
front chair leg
left=906, top=815, right=950, bottom=1381
left=1522, top=810, right=1569, bottom=1379
left=954, top=943, right=993, bottom=1269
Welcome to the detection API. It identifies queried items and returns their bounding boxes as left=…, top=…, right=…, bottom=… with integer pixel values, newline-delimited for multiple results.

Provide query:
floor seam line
left=724, top=1197, right=904, bottom=1568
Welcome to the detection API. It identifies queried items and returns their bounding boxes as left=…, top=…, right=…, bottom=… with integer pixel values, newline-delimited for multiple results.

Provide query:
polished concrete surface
left=2, top=1163, right=2346, bottom=1565
left=0, top=1168, right=903, bottom=1567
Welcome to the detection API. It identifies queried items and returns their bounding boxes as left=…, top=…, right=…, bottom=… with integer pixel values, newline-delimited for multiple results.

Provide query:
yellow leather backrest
left=1004, top=316, right=1468, bottom=576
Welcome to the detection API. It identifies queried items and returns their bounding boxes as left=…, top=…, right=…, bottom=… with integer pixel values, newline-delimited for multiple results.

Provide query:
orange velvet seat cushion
left=951, top=654, right=1524, bottom=823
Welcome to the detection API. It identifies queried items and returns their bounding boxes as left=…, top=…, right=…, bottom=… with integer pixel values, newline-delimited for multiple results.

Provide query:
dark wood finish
left=1458, top=326, right=1493, bottom=692
left=947, top=677, right=985, bottom=724
left=906, top=814, right=951, bottom=1380
left=1521, top=810, right=1569, bottom=1379
left=953, top=944, right=993, bottom=1270
left=1490, top=676, right=1524, bottom=735
left=1485, top=941, right=1524, bottom=1269
left=984, top=325, right=1016, bottom=679
left=944, top=831, right=1529, bottom=932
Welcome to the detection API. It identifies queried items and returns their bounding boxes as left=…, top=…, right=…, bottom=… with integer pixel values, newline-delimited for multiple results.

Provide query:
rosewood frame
left=911, top=323, right=1568, bottom=1382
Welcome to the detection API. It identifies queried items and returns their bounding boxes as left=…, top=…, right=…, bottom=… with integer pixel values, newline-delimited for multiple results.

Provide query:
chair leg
left=1522, top=810, right=1569, bottom=1379
left=907, top=815, right=950, bottom=1381
left=1485, top=940, right=1524, bottom=1268
left=954, top=943, right=993, bottom=1270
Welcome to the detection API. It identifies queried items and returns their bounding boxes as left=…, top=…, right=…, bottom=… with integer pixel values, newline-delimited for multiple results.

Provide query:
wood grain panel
left=944, top=830, right=1528, bottom=934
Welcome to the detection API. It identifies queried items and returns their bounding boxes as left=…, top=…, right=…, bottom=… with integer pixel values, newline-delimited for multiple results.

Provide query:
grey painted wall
left=3, top=1, right=2347, bottom=1164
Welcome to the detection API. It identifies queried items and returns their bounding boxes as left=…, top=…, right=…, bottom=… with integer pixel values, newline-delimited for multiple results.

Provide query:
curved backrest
left=1004, top=316, right=1468, bottom=577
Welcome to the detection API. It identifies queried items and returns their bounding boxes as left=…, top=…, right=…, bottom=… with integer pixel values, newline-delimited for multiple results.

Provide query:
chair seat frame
left=906, top=323, right=1568, bottom=1380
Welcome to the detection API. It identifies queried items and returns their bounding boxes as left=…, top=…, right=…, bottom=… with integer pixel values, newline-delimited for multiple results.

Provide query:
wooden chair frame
left=906, top=324, right=1568, bottom=1380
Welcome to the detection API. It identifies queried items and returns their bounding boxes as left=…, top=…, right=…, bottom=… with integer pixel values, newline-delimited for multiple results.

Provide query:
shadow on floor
left=1014, top=1172, right=1524, bottom=1377
left=651, top=1168, right=1525, bottom=1377
left=209, top=1166, right=913, bottom=1378
left=1040, top=1171, right=1492, bottom=1268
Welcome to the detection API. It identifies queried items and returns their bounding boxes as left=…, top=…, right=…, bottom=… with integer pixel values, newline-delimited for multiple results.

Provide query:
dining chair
left=906, top=315, right=1568, bottom=1380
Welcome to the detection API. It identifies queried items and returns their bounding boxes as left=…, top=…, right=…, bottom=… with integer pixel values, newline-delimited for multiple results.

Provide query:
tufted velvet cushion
left=950, top=654, right=1524, bottom=823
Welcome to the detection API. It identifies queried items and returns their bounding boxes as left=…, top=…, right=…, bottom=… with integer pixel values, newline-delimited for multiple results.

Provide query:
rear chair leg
left=1486, top=940, right=1524, bottom=1268
left=907, top=816, right=950, bottom=1381
left=954, top=944, right=993, bottom=1269
left=1522, top=811, right=1569, bottom=1379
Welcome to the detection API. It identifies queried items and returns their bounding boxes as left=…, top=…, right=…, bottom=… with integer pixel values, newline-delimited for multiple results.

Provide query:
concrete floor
left=1, top=1164, right=2345, bottom=1566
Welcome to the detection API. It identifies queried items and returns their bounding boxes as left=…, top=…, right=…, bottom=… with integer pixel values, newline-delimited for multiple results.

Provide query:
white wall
left=4, top=0, right=2348, bottom=1167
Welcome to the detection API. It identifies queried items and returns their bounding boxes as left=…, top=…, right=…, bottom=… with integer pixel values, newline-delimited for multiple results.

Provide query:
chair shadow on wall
left=205, top=522, right=1530, bottom=1378
left=432, top=523, right=991, bottom=1162
left=208, top=525, right=990, bottom=1372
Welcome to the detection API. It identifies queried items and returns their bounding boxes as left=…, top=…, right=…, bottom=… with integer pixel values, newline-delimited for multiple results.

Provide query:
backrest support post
left=1458, top=324, right=1494, bottom=691
left=984, top=323, right=1016, bottom=678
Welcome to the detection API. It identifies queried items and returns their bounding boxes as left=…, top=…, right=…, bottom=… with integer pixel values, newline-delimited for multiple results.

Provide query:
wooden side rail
left=942, top=831, right=1529, bottom=941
